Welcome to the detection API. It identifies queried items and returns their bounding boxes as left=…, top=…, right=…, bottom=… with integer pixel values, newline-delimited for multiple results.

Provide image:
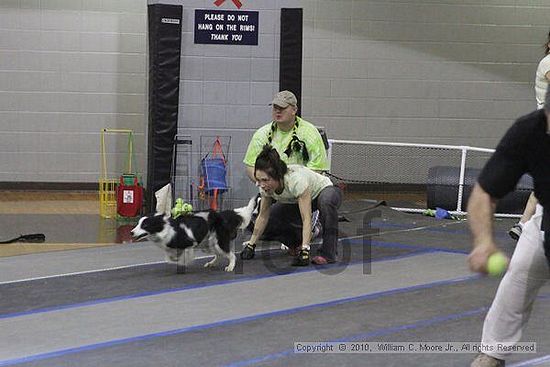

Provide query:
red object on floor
left=116, top=175, right=143, bottom=217
left=116, top=224, right=134, bottom=243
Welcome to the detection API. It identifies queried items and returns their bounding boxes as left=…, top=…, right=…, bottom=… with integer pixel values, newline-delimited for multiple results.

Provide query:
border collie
left=131, top=196, right=257, bottom=272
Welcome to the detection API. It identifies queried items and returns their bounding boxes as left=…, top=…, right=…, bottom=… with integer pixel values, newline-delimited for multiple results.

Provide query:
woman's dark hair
left=254, top=145, right=287, bottom=181
left=545, top=30, right=550, bottom=55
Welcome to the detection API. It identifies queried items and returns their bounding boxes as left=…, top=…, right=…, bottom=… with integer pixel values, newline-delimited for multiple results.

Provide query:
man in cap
left=243, top=90, right=328, bottom=181
left=241, top=90, right=332, bottom=265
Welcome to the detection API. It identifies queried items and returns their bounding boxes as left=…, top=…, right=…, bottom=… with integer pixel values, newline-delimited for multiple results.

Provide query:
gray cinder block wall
left=0, top=0, right=147, bottom=185
left=302, top=0, right=541, bottom=147
left=0, top=0, right=546, bottom=201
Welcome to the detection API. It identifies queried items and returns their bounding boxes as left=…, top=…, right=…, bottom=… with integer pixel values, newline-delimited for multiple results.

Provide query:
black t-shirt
left=478, top=109, right=550, bottom=207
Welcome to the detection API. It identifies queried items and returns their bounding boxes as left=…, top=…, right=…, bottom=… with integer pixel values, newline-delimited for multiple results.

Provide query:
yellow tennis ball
left=182, top=203, right=193, bottom=212
left=487, top=252, right=508, bottom=277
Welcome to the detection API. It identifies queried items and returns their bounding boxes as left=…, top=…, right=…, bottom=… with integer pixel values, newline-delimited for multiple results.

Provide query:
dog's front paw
left=224, top=264, right=235, bottom=272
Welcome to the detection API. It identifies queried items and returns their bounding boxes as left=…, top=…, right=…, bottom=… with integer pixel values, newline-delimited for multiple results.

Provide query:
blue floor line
left=0, top=239, right=466, bottom=320
left=0, top=274, right=479, bottom=366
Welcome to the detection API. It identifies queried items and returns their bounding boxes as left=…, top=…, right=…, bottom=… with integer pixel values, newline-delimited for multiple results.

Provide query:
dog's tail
left=234, top=195, right=260, bottom=230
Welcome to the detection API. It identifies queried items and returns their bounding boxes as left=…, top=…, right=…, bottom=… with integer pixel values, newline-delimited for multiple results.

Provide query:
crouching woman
left=241, top=145, right=342, bottom=266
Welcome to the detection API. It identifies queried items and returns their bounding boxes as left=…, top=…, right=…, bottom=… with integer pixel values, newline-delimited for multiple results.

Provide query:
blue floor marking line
left=0, top=273, right=479, bottom=366
left=223, top=307, right=489, bottom=367
left=0, top=240, right=464, bottom=320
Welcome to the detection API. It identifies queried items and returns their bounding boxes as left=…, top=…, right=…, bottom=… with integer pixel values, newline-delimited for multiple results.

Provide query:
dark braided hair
left=266, top=119, right=309, bottom=163
left=254, top=145, right=288, bottom=181
left=545, top=29, right=550, bottom=55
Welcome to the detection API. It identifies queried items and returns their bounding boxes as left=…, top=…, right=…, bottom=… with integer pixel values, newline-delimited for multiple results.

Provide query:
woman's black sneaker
left=240, top=243, right=256, bottom=260
left=291, top=249, right=310, bottom=266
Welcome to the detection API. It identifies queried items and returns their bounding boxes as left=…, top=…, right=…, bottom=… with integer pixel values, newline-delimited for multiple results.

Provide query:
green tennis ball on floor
left=487, top=252, right=508, bottom=277
left=182, top=203, right=193, bottom=213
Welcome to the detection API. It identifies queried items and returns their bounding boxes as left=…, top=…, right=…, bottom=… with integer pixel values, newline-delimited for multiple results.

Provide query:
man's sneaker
left=508, top=223, right=522, bottom=241
left=291, top=248, right=310, bottom=266
left=470, top=353, right=505, bottom=367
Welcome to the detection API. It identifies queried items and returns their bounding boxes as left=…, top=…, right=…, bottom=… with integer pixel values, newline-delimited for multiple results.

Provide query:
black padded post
left=280, top=8, right=303, bottom=115
left=147, top=4, right=183, bottom=211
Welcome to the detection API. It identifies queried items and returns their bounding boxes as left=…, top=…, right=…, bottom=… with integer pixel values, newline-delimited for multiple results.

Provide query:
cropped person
left=243, top=90, right=329, bottom=180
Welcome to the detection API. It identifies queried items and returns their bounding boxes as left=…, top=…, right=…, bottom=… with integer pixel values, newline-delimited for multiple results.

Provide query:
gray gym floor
left=1, top=202, right=550, bottom=367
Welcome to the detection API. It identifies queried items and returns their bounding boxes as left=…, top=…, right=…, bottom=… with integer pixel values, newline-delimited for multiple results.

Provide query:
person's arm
left=248, top=195, right=272, bottom=245
left=467, top=183, right=501, bottom=274
left=297, top=188, right=313, bottom=249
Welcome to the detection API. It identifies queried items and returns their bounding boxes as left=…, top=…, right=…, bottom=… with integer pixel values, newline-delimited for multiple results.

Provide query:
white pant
left=482, top=204, right=550, bottom=360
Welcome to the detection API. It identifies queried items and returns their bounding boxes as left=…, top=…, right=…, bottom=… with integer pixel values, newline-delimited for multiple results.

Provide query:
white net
left=329, top=142, right=464, bottom=185
left=328, top=140, right=530, bottom=217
